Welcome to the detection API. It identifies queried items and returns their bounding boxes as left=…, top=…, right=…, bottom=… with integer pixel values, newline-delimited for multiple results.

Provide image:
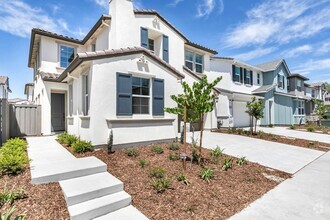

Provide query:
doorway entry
left=51, top=93, right=65, bottom=132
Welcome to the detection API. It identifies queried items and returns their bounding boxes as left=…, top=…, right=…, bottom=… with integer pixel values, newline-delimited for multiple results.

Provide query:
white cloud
left=224, top=0, right=330, bottom=48
left=316, top=40, right=330, bottom=55
left=293, top=58, right=330, bottom=75
left=169, top=0, right=184, bottom=7
left=0, top=1, right=86, bottom=38
left=232, top=47, right=277, bottom=61
left=281, top=45, right=312, bottom=58
left=197, top=0, right=216, bottom=17
left=92, top=0, right=143, bottom=10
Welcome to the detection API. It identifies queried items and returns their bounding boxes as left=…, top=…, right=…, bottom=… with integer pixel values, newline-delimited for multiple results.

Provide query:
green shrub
left=257, top=131, right=265, bottom=138
left=244, top=130, right=252, bottom=136
left=0, top=188, right=27, bottom=208
left=168, top=153, right=180, bottom=161
left=0, top=206, right=25, bottom=220
left=152, top=145, right=164, bottom=154
left=289, top=125, right=296, bottom=130
left=200, top=168, right=215, bottom=183
left=169, top=143, right=180, bottom=151
left=151, top=177, right=173, bottom=193
left=125, top=148, right=139, bottom=157
left=72, top=140, right=93, bottom=154
left=1, top=138, right=27, bottom=151
left=57, top=133, right=78, bottom=146
left=237, top=156, right=248, bottom=166
left=177, top=172, right=190, bottom=185
left=222, top=158, right=233, bottom=171
left=270, top=135, right=278, bottom=141
left=269, top=124, right=274, bottom=128
left=149, top=167, right=166, bottom=179
left=210, top=146, right=223, bottom=164
left=237, top=128, right=244, bottom=135
left=139, top=159, right=148, bottom=168
left=227, top=128, right=232, bottom=134
left=307, top=126, right=315, bottom=132
left=308, top=142, right=315, bottom=146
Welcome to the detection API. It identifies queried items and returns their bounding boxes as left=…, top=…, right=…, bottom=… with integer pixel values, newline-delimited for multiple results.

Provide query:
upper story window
left=60, top=45, right=75, bottom=68
left=278, top=74, right=284, bottom=89
left=233, top=66, right=241, bottom=83
left=148, top=39, right=154, bottom=52
left=297, top=80, right=302, bottom=92
left=185, top=50, right=204, bottom=73
left=287, top=79, right=290, bottom=91
left=132, top=77, right=150, bottom=114
left=312, top=89, right=315, bottom=97
left=257, top=73, right=261, bottom=85
left=244, top=70, right=252, bottom=85
left=91, top=43, right=96, bottom=52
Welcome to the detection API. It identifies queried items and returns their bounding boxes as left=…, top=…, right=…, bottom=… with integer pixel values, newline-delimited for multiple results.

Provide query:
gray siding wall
left=262, top=71, right=274, bottom=85
left=274, top=63, right=289, bottom=93
left=260, top=90, right=274, bottom=125
left=0, top=99, right=10, bottom=145
left=274, top=95, right=294, bottom=125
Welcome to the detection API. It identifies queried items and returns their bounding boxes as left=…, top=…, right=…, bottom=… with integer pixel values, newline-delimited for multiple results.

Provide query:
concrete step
left=68, top=191, right=131, bottom=220
left=30, top=157, right=107, bottom=184
left=60, top=172, right=123, bottom=206
left=94, top=205, right=149, bottom=220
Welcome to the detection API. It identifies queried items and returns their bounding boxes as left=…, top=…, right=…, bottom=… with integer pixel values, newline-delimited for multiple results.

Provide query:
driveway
left=257, top=126, right=330, bottom=144
left=187, top=131, right=325, bottom=174
left=231, top=151, right=330, bottom=220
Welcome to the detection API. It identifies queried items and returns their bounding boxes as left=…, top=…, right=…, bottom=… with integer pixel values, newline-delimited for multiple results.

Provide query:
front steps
left=94, top=205, right=149, bottom=220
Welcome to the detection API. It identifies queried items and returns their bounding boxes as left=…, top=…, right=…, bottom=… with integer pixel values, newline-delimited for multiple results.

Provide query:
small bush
left=237, top=128, right=244, bottom=135
left=227, top=128, right=232, bottom=134
left=125, top=148, right=140, bottom=157
left=57, top=133, right=78, bottom=146
left=177, top=172, right=190, bottom=185
left=72, top=140, right=93, bottom=154
left=307, top=126, right=315, bottom=132
left=200, top=168, right=215, bottom=183
left=270, top=135, right=278, bottom=141
left=244, top=130, right=252, bottom=136
left=222, top=158, right=233, bottom=171
left=0, top=206, right=25, bottom=220
left=289, top=125, right=296, bottom=130
left=269, top=124, right=274, bottom=128
left=1, top=138, right=27, bottom=151
left=237, top=156, right=248, bottom=166
left=169, top=143, right=180, bottom=151
left=168, top=153, right=180, bottom=161
left=308, top=142, right=315, bottom=146
left=149, top=167, right=166, bottom=179
left=0, top=188, right=27, bottom=208
left=257, top=131, right=265, bottom=138
left=151, top=145, right=164, bottom=154
left=151, top=177, right=173, bottom=193
left=210, top=146, right=223, bottom=164
left=139, top=159, right=148, bottom=168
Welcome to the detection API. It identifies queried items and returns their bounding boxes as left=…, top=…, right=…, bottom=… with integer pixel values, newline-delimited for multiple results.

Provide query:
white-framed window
left=287, top=79, right=290, bottom=91
left=82, top=75, right=89, bottom=115
left=185, top=50, right=204, bottom=73
left=278, top=74, right=284, bottom=89
left=297, top=80, right=302, bottom=92
left=69, top=84, right=73, bottom=116
left=132, top=77, right=150, bottom=114
left=244, top=70, right=251, bottom=85
left=60, top=45, right=75, bottom=68
left=91, top=43, right=96, bottom=52
left=233, top=66, right=241, bottom=83
left=148, top=39, right=155, bottom=52
left=296, top=100, right=305, bottom=115
left=257, top=73, right=260, bottom=85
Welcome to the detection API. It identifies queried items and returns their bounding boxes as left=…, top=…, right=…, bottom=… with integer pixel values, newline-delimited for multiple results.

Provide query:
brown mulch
left=65, top=143, right=291, bottom=220
left=294, top=125, right=330, bottom=135
left=0, top=165, right=69, bottom=219
left=215, top=129, right=330, bottom=152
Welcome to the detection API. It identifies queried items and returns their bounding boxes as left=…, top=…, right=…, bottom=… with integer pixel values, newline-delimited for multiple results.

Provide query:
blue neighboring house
left=252, top=59, right=309, bottom=126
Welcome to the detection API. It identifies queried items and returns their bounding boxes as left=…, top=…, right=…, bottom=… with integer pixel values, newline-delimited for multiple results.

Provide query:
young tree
left=246, top=97, right=265, bottom=134
left=313, top=100, right=326, bottom=126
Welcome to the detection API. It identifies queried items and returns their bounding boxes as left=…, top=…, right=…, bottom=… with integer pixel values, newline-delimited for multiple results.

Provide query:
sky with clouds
left=0, top=0, right=330, bottom=98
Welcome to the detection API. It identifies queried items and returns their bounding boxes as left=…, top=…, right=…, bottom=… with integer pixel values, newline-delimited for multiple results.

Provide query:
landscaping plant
left=210, top=146, right=223, bottom=164
left=139, top=159, right=148, bottom=168
left=0, top=206, right=25, bottom=220
left=169, top=143, right=180, bottom=151
left=222, top=158, right=233, bottom=171
left=200, top=168, right=215, bottom=183
left=148, top=167, right=166, bottom=179
left=289, top=125, right=296, bottom=130
left=257, top=131, right=264, bottom=138
left=151, top=145, right=164, bottom=154
left=57, top=133, right=78, bottom=146
left=151, top=178, right=173, bottom=193
left=177, top=172, right=191, bottom=185
left=125, top=148, right=140, bottom=157
left=246, top=97, right=265, bottom=134
left=307, top=126, right=315, bottom=132
left=0, top=188, right=27, bottom=208
left=72, top=140, right=94, bottom=154
left=168, top=153, right=180, bottom=161
left=237, top=156, right=248, bottom=166
left=236, top=128, right=244, bottom=135
left=313, top=100, right=326, bottom=126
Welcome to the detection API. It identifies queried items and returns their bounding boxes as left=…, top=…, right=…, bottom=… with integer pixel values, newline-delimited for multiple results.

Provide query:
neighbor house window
left=60, top=45, right=75, bottom=68
left=312, top=89, right=315, bottom=98
left=185, top=50, right=204, bottom=73
left=287, top=79, right=290, bottom=91
left=257, top=73, right=261, bottom=85
left=148, top=39, right=154, bottom=52
left=297, top=100, right=305, bottom=115
left=82, top=75, right=89, bottom=115
left=69, top=84, right=73, bottom=116
left=278, top=75, right=284, bottom=89
left=132, top=77, right=150, bottom=114
left=244, top=69, right=252, bottom=85
left=297, top=80, right=302, bottom=92
left=233, top=66, right=241, bottom=83
left=91, top=43, right=96, bottom=52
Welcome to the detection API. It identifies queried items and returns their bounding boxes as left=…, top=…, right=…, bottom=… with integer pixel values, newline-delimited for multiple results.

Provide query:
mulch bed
left=65, top=143, right=291, bottom=220
left=0, top=163, right=69, bottom=219
left=293, top=125, right=330, bottom=135
left=215, top=129, right=330, bottom=152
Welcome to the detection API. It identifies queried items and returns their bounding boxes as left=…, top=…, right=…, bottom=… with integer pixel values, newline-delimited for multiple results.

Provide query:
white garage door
left=233, top=101, right=250, bottom=127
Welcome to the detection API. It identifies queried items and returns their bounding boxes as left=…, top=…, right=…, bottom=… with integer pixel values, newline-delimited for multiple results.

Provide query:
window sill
left=106, top=118, right=175, bottom=123
left=79, top=116, right=90, bottom=120
left=245, top=84, right=252, bottom=87
left=234, top=82, right=242, bottom=85
left=67, top=116, right=74, bottom=119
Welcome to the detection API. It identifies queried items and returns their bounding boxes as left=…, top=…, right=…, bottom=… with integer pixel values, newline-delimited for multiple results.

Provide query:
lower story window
left=297, top=100, right=305, bottom=115
left=132, top=77, right=150, bottom=114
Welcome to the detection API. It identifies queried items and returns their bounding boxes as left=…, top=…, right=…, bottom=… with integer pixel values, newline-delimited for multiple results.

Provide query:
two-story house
left=0, top=76, right=11, bottom=99
left=28, top=0, right=220, bottom=147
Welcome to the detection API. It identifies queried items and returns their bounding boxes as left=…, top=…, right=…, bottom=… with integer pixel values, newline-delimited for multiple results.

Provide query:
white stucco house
left=0, top=76, right=11, bottom=99
left=28, top=0, right=223, bottom=147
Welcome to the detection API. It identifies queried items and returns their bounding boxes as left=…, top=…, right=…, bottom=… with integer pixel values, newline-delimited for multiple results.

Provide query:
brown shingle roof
left=40, top=72, right=60, bottom=81
left=57, top=47, right=185, bottom=82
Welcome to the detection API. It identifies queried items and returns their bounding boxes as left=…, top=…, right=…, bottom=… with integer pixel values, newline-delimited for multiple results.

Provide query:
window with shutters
left=244, top=69, right=251, bottom=85
left=257, top=73, right=261, bottom=85
left=278, top=74, right=284, bottom=89
left=233, top=66, right=241, bottom=83
left=132, top=77, right=150, bottom=114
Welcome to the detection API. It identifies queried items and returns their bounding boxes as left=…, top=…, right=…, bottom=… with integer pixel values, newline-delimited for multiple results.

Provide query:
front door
left=51, top=93, right=65, bottom=132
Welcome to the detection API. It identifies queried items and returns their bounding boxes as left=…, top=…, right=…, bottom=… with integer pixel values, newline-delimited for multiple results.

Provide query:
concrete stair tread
left=31, top=157, right=107, bottom=184
left=68, top=191, right=131, bottom=220
left=60, top=172, right=123, bottom=205
left=94, top=205, right=148, bottom=220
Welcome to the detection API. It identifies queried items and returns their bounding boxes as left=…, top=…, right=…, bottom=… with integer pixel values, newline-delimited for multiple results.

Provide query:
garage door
left=233, top=101, right=250, bottom=127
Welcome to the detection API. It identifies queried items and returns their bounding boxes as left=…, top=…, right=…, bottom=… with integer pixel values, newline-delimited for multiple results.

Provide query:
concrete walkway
left=257, top=126, right=330, bottom=144
left=187, top=131, right=325, bottom=174
left=26, top=136, right=148, bottom=220
left=231, top=151, right=330, bottom=220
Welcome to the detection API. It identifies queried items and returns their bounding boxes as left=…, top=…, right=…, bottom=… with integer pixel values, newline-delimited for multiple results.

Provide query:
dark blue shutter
left=232, top=65, right=235, bottom=81
left=244, top=69, right=247, bottom=84
left=163, top=35, right=169, bottom=63
left=141, top=27, right=149, bottom=49
left=117, top=73, right=132, bottom=116
left=240, top=67, right=243, bottom=83
left=152, top=78, right=164, bottom=116
left=250, top=70, right=253, bottom=85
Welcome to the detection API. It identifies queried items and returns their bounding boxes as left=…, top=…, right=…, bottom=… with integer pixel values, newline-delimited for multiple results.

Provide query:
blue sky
left=1, top=0, right=330, bottom=98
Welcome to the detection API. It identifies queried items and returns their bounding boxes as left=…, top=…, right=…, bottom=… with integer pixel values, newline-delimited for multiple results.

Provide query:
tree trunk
left=183, top=103, right=187, bottom=170
left=199, top=114, right=204, bottom=165
left=254, top=117, right=257, bottom=134
left=250, top=116, right=253, bottom=132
